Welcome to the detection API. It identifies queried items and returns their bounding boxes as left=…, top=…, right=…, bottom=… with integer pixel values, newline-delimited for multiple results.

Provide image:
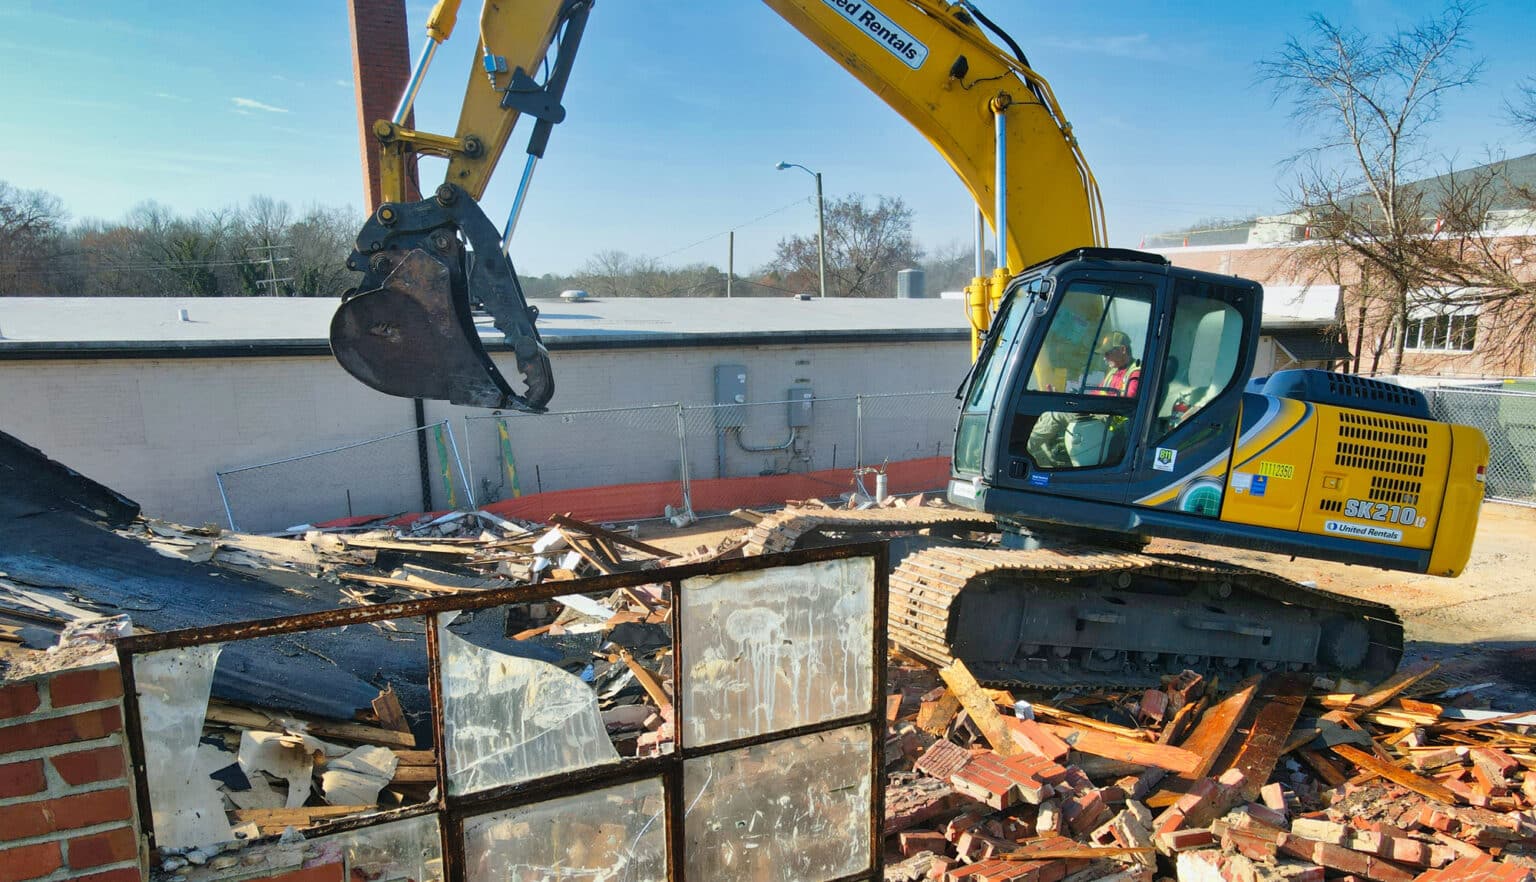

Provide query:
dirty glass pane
left=462, top=777, right=667, bottom=882
left=438, top=610, right=621, bottom=795
left=134, top=644, right=232, bottom=849
left=680, top=556, right=874, bottom=745
left=311, top=813, right=444, bottom=882
left=684, top=725, right=872, bottom=881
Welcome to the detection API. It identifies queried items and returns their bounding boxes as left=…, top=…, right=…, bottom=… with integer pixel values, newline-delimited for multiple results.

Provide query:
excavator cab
left=952, top=248, right=1262, bottom=538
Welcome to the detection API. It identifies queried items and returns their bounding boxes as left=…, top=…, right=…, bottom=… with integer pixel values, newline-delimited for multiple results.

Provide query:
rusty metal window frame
left=115, top=542, right=888, bottom=882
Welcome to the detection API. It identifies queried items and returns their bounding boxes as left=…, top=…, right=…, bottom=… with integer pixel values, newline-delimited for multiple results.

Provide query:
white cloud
left=153, top=92, right=190, bottom=102
left=231, top=97, right=289, bottom=113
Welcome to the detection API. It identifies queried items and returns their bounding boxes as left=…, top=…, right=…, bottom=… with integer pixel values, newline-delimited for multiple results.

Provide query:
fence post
left=676, top=403, right=694, bottom=519
left=855, top=394, right=865, bottom=470
left=442, top=420, right=475, bottom=510
left=215, top=473, right=238, bottom=532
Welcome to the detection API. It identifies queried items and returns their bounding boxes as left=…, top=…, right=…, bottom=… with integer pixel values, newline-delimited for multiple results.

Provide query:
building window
left=1405, top=313, right=1477, bottom=352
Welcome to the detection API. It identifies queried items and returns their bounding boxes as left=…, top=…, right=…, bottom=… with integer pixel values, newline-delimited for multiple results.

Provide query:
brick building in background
left=1145, top=153, right=1536, bottom=380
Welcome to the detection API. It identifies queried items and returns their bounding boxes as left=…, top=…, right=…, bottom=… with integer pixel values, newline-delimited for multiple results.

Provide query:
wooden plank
left=1031, top=703, right=1150, bottom=740
left=1178, top=676, right=1262, bottom=777
left=337, top=571, right=469, bottom=595
left=998, top=846, right=1156, bottom=862
left=389, top=766, right=437, bottom=784
left=1038, top=723, right=1201, bottom=774
left=205, top=702, right=416, bottom=749
left=1297, top=749, right=1349, bottom=787
left=916, top=691, right=961, bottom=736
left=548, top=513, right=672, bottom=558
left=940, top=660, right=1023, bottom=757
left=619, top=650, right=671, bottom=708
left=370, top=686, right=410, bottom=734
left=1347, top=662, right=1440, bottom=714
left=232, top=806, right=377, bottom=834
left=1330, top=743, right=1460, bottom=804
left=1221, top=673, right=1312, bottom=800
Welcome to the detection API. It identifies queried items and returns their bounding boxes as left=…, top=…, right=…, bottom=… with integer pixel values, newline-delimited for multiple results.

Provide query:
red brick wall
left=0, top=653, right=144, bottom=882
left=346, top=0, right=421, bottom=212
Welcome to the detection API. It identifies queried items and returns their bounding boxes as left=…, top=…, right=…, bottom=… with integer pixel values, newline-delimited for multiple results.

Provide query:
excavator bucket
left=331, top=184, right=554, bottom=412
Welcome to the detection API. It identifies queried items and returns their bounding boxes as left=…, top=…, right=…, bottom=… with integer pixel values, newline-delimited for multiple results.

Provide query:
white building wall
left=0, top=339, right=970, bottom=529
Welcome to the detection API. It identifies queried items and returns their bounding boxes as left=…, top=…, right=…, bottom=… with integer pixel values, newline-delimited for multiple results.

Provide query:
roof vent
left=177, top=308, right=191, bottom=322
left=559, top=289, right=589, bottom=302
left=794, top=293, right=814, bottom=301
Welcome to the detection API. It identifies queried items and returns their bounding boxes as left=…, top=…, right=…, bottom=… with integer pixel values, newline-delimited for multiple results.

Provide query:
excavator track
left=743, top=507, right=1402, bottom=689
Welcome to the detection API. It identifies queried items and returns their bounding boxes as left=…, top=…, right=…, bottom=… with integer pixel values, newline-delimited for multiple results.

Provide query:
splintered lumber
left=232, top=806, right=377, bottom=834
left=1219, top=673, right=1312, bottom=800
left=371, top=686, right=410, bottom=734
left=205, top=701, right=416, bottom=749
left=1031, top=703, right=1150, bottom=740
left=1148, top=676, right=1261, bottom=806
left=336, top=535, right=483, bottom=555
left=1330, top=742, right=1459, bottom=804
left=619, top=650, right=671, bottom=707
left=547, top=513, right=672, bottom=558
left=1297, top=749, right=1350, bottom=787
left=939, top=660, right=1023, bottom=757
left=1347, top=662, right=1441, bottom=714
left=337, top=571, right=470, bottom=595
left=1038, top=722, right=1201, bottom=774
left=917, top=690, right=962, bottom=736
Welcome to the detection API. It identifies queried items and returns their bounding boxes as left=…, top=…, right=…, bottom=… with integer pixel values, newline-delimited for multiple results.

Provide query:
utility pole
left=247, top=244, right=293, bottom=295
left=727, top=231, right=734, bottom=298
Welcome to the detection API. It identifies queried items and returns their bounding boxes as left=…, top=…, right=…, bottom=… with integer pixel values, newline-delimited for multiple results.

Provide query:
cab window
left=1152, top=290, right=1245, bottom=442
left=1014, top=281, right=1153, bottom=470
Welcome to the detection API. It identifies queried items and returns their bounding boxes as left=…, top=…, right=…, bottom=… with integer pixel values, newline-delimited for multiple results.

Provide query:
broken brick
left=916, top=739, right=975, bottom=783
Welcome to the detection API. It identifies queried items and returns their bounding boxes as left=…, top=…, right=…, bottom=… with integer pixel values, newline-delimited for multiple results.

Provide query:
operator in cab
left=1025, top=330, right=1143, bottom=469
left=1096, top=331, right=1141, bottom=397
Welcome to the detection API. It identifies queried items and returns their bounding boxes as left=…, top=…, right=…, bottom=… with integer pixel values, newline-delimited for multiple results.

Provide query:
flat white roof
left=0, top=296, right=968, bottom=350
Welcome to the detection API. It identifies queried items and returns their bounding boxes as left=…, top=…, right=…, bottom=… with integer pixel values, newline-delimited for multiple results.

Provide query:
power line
left=653, top=195, right=813, bottom=262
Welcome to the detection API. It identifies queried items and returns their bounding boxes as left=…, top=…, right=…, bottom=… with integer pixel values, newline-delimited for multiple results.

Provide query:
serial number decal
left=822, top=0, right=929, bottom=69
left=1343, top=498, right=1420, bottom=526
left=1257, top=461, right=1294, bottom=479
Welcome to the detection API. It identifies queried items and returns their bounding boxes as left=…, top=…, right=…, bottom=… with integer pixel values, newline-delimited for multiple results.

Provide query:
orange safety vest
left=1097, top=362, right=1141, bottom=397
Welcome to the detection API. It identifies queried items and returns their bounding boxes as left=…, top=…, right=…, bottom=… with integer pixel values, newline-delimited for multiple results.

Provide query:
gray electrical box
left=714, top=364, right=748, bottom=428
left=787, top=386, right=814, bottom=428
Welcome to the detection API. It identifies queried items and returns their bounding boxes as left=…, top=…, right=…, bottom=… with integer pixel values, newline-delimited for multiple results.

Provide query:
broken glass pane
left=462, top=777, right=667, bottom=882
left=311, top=812, right=444, bottom=882
left=680, top=556, right=874, bottom=745
left=134, top=644, right=232, bottom=849
left=684, top=724, right=873, bottom=881
left=438, top=610, right=620, bottom=795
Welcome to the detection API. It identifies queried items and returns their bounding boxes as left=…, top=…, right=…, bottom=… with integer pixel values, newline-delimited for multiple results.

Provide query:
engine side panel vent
left=1263, top=369, right=1430, bottom=420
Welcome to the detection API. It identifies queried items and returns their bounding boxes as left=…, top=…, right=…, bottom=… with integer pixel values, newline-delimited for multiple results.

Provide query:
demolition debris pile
left=3, top=486, right=1535, bottom=881
left=882, top=654, right=1536, bottom=882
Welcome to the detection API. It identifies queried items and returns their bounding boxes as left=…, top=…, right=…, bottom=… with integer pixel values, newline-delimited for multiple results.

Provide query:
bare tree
left=1259, top=2, right=1481, bottom=373
left=1508, top=78, right=1536, bottom=137
left=768, top=194, right=921, bottom=298
left=0, top=181, right=67, bottom=295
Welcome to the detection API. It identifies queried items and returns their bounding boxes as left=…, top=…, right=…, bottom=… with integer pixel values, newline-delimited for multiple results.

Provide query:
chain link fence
left=463, top=403, right=686, bottom=507
left=462, top=392, right=957, bottom=514
left=1426, top=384, right=1536, bottom=506
left=216, top=421, right=473, bottom=532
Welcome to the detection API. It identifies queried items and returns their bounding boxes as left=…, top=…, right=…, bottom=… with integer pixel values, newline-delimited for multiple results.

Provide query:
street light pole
left=813, top=171, right=826, bottom=300
left=775, top=161, right=827, bottom=298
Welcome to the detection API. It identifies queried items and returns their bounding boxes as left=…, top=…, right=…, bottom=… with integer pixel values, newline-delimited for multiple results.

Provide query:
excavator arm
left=331, top=0, right=1104, bottom=411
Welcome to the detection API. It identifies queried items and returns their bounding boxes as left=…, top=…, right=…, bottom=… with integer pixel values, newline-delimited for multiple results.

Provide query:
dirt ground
left=640, top=502, right=1536, bottom=707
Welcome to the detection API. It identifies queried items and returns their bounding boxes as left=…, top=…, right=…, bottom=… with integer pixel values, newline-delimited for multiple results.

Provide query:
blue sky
left=1, top=0, right=1532, bottom=277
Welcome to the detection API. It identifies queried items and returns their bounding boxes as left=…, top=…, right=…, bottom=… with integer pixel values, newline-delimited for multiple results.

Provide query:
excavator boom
left=331, top=0, right=1103, bottom=411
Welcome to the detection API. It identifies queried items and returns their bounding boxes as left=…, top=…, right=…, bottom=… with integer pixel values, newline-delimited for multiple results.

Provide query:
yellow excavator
left=330, top=0, right=1490, bottom=687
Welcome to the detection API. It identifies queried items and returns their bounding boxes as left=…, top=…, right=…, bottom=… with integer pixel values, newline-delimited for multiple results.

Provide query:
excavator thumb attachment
left=330, top=184, right=554, bottom=412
